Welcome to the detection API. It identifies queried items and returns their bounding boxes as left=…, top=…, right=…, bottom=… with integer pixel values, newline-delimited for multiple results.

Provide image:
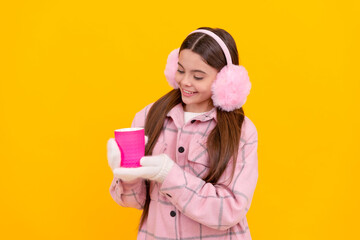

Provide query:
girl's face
left=175, top=49, right=218, bottom=113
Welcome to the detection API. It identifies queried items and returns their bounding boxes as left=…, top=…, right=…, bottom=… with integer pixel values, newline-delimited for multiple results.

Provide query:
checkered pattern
left=110, top=103, right=258, bottom=239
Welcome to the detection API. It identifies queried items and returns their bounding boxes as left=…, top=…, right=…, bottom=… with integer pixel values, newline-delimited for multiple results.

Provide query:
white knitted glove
left=113, top=154, right=175, bottom=183
left=107, top=136, right=148, bottom=171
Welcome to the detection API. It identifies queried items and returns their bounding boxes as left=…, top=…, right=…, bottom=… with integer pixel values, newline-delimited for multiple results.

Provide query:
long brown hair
left=139, top=27, right=245, bottom=229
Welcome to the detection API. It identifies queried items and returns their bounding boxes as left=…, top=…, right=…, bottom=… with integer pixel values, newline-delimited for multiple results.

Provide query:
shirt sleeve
left=109, top=177, right=146, bottom=210
left=159, top=118, right=258, bottom=230
left=109, top=103, right=154, bottom=209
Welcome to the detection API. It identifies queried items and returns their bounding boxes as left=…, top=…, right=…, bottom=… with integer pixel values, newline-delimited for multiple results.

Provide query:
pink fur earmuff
left=164, top=29, right=251, bottom=112
left=164, top=48, right=180, bottom=89
left=211, top=64, right=251, bottom=112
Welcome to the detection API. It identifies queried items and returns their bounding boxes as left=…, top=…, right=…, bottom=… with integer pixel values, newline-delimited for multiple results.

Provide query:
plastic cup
left=114, top=128, right=145, bottom=168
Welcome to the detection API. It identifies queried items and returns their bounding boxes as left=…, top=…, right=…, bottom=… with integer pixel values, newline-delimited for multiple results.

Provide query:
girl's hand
left=107, top=138, right=121, bottom=171
left=107, top=136, right=148, bottom=172
left=113, top=153, right=175, bottom=183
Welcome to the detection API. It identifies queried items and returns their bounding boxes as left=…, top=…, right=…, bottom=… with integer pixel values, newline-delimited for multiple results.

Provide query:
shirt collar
left=166, top=103, right=217, bottom=127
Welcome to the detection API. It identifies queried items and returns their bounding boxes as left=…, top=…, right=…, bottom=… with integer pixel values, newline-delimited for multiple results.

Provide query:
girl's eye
left=177, top=70, right=203, bottom=80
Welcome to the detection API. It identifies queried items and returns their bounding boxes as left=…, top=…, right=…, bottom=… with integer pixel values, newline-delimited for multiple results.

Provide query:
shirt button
left=170, top=211, right=176, bottom=217
left=178, top=146, right=185, bottom=153
left=191, top=120, right=196, bottom=124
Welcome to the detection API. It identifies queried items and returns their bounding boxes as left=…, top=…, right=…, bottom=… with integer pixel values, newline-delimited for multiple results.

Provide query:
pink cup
left=114, top=128, right=145, bottom=168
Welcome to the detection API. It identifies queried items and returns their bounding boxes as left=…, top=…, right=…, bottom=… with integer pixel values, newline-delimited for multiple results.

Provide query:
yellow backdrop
left=1, top=0, right=359, bottom=239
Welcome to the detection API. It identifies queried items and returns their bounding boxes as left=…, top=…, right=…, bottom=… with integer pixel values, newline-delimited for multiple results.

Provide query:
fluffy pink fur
left=164, top=48, right=179, bottom=89
left=211, top=65, right=251, bottom=112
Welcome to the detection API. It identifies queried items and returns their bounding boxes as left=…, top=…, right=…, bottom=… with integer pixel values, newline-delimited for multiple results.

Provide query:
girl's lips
left=181, top=89, right=198, bottom=97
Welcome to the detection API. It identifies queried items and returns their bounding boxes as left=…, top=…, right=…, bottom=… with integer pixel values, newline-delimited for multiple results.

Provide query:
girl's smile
left=181, top=88, right=198, bottom=97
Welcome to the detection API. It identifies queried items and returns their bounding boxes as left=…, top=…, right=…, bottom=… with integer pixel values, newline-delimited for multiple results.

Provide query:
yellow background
left=1, top=0, right=359, bottom=239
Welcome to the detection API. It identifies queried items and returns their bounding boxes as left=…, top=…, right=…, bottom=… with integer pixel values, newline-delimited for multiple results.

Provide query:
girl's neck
left=183, top=103, right=214, bottom=113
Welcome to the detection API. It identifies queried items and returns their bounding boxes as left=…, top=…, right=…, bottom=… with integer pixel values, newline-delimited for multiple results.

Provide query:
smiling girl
left=107, top=27, right=258, bottom=239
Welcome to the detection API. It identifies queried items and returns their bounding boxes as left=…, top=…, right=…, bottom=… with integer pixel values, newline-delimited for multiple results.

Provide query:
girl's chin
left=181, top=95, right=196, bottom=102
left=182, top=99, right=214, bottom=112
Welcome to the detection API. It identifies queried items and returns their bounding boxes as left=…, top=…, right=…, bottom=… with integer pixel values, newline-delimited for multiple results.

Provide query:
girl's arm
left=109, top=103, right=154, bottom=209
left=109, top=177, right=146, bottom=209
left=159, top=119, right=258, bottom=230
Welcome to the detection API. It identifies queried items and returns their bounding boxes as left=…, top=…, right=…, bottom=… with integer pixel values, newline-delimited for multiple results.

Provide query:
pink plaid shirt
left=110, top=102, right=258, bottom=239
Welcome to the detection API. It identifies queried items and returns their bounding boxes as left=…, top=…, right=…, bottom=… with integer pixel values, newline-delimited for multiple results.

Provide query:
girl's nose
left=180, top=74, right=192, bottom=86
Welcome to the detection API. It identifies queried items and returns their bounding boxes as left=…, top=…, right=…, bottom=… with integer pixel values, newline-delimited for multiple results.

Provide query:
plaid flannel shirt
left=110, top=102, right=258, bottom=240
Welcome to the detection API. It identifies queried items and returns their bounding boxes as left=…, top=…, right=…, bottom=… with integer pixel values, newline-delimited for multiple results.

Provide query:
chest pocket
left=187, top=137, right=210, bottom=178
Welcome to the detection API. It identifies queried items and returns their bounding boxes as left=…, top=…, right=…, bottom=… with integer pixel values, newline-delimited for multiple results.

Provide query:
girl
left=107, top=27, right=258, bottom=239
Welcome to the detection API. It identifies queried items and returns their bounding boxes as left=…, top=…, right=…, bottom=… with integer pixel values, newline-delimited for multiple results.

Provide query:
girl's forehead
left=178, top=49, right=218, bottom=75
left=178, top=49, right=208, bottom=67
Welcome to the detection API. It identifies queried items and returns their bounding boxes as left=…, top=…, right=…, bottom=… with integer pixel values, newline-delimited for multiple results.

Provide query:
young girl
left=107, top=27, right=258, bottom=240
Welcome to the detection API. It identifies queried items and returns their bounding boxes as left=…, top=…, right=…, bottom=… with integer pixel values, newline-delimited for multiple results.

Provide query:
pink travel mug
left=114, top=128, right=145, bottom=168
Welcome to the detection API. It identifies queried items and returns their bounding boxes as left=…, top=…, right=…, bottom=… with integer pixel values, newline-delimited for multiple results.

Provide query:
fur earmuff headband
left=164, top=29, right=251, bottom=112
